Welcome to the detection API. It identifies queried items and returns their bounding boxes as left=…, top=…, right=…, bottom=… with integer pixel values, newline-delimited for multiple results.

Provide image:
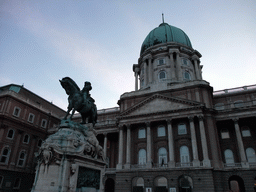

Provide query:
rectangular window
left=13, top=178, right=21, bottom=189
left=13, top=107, right=21, bottom=117
left=158, top=59, right=165, bottom=65
left=158, top=126, right=166, bottom=137
left=41, top=119, right=47, bottom=128
left=242, top=129, right=251, bottom=137
left=221, top=129, right=230, bottom=139
left=28, top=113, right=35, bottom=123
left=178, top=124, right=187, bottom=135
left=138, top=129, right=146, bottom=139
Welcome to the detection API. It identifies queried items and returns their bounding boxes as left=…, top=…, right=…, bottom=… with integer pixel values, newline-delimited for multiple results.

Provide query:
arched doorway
left=105, top=178, right=115, bottom=192
left=229, top=175, right=245, bottom=192
left=132, top=177, right=144, bottom=192
left=155, top=176, right=168, bottom=192
left=179, top=175, right=193, bottom=192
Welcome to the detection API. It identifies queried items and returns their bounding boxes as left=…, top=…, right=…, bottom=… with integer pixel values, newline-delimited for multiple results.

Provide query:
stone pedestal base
left=32, top=156, right=106, bottom=192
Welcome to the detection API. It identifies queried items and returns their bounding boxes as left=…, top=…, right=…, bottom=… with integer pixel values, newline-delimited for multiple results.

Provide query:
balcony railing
left=224, top=163, right=242, bottom=168
left=175, top=162, right=193, bottom=167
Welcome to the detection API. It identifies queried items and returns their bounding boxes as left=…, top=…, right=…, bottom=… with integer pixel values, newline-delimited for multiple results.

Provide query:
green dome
left=140, top=23, right=192, bottom=55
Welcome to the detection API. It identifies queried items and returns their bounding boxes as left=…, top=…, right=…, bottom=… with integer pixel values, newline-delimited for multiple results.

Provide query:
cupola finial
left=162, top=13, right=164, bottom=23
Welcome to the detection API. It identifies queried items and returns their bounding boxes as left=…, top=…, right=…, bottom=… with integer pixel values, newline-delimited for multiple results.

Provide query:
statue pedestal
left=32, top=121, right=106, bottom=192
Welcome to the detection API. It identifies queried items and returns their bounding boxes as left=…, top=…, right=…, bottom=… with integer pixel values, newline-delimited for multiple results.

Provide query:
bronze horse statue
left=59, top=77, right=97, bottom=125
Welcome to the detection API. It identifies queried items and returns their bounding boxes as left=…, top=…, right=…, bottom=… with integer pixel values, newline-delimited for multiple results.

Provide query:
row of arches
left=105, top=175, right=246, bottom=192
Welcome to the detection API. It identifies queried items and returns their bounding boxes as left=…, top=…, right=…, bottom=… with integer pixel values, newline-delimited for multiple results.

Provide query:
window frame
left=6, top=129, right=15, bottom=139
left=224, top=149, right=235, bottom=164
left=23, top=134, right=30, bottom=144
left=17, top=150, right=26, bottom=167
left=158, top=70, right=166, bottom=81
left=158, top=58, right=165, bottom=65
left=241, top=126, right=251, bottom=137
left=158, top=147, right=167, bottom=166
left=28, top=113, right=35, bottom=123
left=178, top=123, right=187, bottom=135
left=13, top=178, right=21, bottom=189
left=184, top=71, right=191, bottom=81
left=41, top=119, right=47, bottom=128
left=157, top=126, right=166, bottom=137
left=182, top=58, right=189, bottom=66
left=180, top=146, right=190, bottom=165
left=246, top=148, right=256, bottom=163
left=138, top=128, right=146, bottom=139
left=0, top=147, right=11, bottom=164
left=138, top=149, right=146, bottom=165
left=0, top=175, right=3, bottom=188
left=13, top=107, right=21, bottom=117
left=221, top=129, right=230, bottom=139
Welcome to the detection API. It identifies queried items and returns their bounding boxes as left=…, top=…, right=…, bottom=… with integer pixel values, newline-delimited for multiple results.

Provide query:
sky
left=1, top=0, right=256, bottom=111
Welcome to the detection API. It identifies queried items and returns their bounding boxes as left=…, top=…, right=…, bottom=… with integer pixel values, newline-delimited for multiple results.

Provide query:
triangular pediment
left=120, top=94, right=203, bottom=117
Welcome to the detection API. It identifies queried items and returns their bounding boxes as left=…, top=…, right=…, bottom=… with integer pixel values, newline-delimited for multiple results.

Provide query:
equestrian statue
left=59, top=77, right=97, bottom=126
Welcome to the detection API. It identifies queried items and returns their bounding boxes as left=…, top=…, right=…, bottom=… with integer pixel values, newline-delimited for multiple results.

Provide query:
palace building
left=0, top=21, right=256, bottom=192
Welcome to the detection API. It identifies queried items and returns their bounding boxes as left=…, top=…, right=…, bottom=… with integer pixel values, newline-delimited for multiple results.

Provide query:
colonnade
left=116, top=115, right=210, bottom=170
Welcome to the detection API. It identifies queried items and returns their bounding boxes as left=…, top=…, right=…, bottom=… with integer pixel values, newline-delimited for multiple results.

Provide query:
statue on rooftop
left=59, top=77, right=97, bottom=125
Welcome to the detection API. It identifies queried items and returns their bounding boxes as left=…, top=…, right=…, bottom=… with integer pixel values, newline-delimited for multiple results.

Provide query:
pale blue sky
left=1, top=0, right=256, bottom=110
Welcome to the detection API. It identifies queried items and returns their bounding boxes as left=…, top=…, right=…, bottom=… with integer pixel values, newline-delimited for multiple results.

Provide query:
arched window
left=215, top=103, right=225, bottom=110
left=0, top=147, right=11, bottom=164
left=159, top=71, right=166, bottom=80
left=224, top=149, right=235, bottom=164
left=246, top=148, right=256, bottom=163
left=184, top=71, right=191, bottom=81
left=178, top=123, right=187, bottom=135
left=157, top=126, right=166, bottom=137
left=138, top=128, right=146, bottom=139
left=180, top=146, right=190, bottom=165
left=7, top=129, right=14, bottom=139
left=17, top=151, right=26, bottom=167
left=138, top=149, right=146, bottom=165
left=158, top=147, right=167, bottom=166
left=23, top=134, right=30, bottom=144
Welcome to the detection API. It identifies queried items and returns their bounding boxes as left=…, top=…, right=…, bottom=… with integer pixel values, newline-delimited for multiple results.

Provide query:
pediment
left=120, top=94, right=202, bottom=117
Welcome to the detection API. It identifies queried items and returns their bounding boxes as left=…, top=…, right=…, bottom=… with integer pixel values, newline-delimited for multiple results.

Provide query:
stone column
left=103, top=133, right=107, bottom=159
left=193, top=58, right=200, bottom=80
left=117, top=126, right=124, bottom=169
left=188, top=116, right=199, bottom=167
left=144, top=62, right=148, bottom=86
left=167, top=119, right=175, bottom=167
left=134, top=67, right=140, bottom=91
left=176, top=52, right=183, bottom=81
left=146, top=122, right=152, bottom=168
left=148, top=58, right=152, bottom=84
left=233, top=118, right=249, bottom=168
left=125, top=124, right=131, bottom=169
left=169, top=52, right=176, bottom=81
left=198, top=115, right=211, bottom=167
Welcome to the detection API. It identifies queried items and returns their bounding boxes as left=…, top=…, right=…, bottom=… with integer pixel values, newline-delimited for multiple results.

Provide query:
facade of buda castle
left=0, top=22, right=256, bottom=192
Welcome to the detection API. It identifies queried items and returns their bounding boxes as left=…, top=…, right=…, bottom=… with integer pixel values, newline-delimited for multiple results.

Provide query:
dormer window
left=158, top=58, right=165, bottom=65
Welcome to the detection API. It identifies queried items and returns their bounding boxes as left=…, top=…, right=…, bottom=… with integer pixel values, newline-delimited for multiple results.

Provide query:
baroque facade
left=88, top=22, right=256, bottom=192
left=0, top=21, right=255, bottom=192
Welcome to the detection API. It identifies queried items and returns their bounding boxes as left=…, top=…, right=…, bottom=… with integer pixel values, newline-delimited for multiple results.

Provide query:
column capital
left=232, top=118, right=239, bottom=123
left=145, top=122, right=151, bottom=127
left=118, top=125, right=124, bottom=130
left=126, top=124, right=131, bottom=129
left=197, top=114, right=204, bottom=120
left=103, top=132, right=107, bottom=137
left=188, top=116, right=194, bottom=122
left=166, top=119, right=173, bottom=125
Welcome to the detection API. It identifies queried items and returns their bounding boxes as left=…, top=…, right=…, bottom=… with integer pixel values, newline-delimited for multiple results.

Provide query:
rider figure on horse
left=82, top=81, right=95, bottom=105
